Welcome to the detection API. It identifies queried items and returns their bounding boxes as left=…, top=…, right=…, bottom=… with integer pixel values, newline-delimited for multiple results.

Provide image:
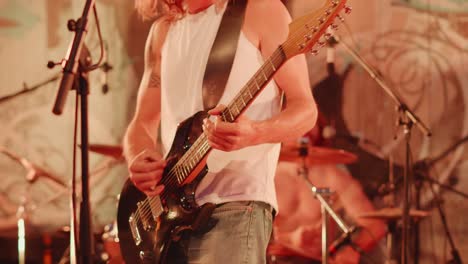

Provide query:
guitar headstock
left=283, top=0, right=351, bottom=59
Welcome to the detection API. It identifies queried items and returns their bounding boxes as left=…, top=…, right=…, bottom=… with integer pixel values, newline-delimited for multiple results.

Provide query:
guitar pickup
left=129, top=213, right=142, bottom=246
left=149, top=196, right=164, bottom=220
left=137, top=201, right=156, bottom=231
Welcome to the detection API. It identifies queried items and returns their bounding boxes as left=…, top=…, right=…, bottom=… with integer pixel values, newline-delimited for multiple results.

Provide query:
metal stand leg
left=321, top=203, right=328, bottom=264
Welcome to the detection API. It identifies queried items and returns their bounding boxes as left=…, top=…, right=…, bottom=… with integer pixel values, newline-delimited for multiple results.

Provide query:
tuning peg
left=324, top=33, right=332, bottom=40
left=310, top=50, right=319, bottom=56
left=317, top=41, right=326, bottom=47
left=329, top=24, right=339, bottom=30
left=345, top=5, right=353, bottom=14
left=318, top=17, right=326, bottom=24
left=332, top=0, right=339, bottom=7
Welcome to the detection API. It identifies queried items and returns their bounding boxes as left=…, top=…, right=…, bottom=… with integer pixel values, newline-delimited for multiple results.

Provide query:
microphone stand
left=331, top=35, right=432, bottom=264
left=51, top=1, right=97, bottom=263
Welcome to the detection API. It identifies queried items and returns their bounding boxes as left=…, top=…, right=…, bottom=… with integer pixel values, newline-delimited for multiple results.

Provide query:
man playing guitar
left=124, top=0, right=317, bottom=262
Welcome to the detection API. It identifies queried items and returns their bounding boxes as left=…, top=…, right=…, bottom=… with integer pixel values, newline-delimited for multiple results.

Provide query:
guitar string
left=135, top=51, right=284, bottom=222
left=134, top=28, right=321, bottom=222
left=134, top=6, right=342, bottom=222
left=135, top=50, right=284, bottom=221
left=135, top=38, right=313, bottom=222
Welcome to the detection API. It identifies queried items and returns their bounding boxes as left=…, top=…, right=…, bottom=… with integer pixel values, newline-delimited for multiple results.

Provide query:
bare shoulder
left=245, top=0, right=292, bottom=53
left=247, top=0, right=291, bottom=31
left=145, top=16, right=172, bottom=66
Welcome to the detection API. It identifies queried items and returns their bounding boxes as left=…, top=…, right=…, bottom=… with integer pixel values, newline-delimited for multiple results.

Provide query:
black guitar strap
left=202, top=0, right=248, bottom=110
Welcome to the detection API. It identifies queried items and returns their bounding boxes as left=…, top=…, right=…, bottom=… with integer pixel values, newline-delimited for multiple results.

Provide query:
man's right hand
left=128, top=149, right=166, bottom=196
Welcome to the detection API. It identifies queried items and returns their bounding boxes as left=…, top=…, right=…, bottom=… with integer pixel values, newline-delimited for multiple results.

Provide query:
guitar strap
left=201, top=0, right=248, bottom=110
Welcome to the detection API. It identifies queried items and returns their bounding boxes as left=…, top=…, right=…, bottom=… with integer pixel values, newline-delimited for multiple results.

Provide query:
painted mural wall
left=287, top=0, right=468, bottom=262
left=0, top=0, right=467, bottom=262
left=0, top=0, right=150, bottom=233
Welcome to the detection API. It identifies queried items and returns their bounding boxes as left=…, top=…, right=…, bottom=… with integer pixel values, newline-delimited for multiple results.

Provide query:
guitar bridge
left=129, top=213, right=142, bottom=246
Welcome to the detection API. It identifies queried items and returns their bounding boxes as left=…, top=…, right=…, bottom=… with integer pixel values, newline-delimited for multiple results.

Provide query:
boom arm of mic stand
left=331, top=35, right=432, bottom=137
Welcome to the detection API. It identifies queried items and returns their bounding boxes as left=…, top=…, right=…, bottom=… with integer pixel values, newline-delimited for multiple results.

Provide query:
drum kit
left=0, top=144, right=125, bottom=263
left=274, top=136, right=434, bottom=264
left=0, top=135, right=438, bottom=264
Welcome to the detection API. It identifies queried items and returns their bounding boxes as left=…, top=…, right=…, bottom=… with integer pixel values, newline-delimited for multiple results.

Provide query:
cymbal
left=88, top=144, right=123, bottom=160
left=359, top=207, right=429, bottom=220
left=279, top=145, right=358, bottom=165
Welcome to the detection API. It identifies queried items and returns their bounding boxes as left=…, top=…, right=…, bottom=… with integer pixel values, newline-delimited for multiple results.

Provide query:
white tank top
left=160, top=4, right=281, bottom=210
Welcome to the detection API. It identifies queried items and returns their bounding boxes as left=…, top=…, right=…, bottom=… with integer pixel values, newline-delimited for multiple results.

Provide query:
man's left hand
left=203, top=105, right=259, bottom=151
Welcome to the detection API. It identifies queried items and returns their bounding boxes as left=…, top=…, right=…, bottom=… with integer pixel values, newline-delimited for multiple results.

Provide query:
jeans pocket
left=213, top=201, right=253, bottom=214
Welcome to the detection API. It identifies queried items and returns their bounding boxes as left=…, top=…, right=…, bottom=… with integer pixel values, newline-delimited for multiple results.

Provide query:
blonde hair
left=135, top=0, right=185, bottom=20
left=135, top=0, right=229, bottom=20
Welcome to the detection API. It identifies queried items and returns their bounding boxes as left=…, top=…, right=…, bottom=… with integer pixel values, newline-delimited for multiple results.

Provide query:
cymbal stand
left=331, top=35, right=432, bottom=264
left=17, top=171, right=37, bottom=264
left=413, top=160, right=467, bottom=264
left=17, top=189, right=28, bottom=264
left=427, top=184, right=463, bottom=264
left=0, top=74, right=60, bottom=104
left=297, top=140, right=361, bottom=263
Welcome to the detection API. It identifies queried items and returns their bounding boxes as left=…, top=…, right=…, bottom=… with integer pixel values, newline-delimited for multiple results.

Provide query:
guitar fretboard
left=164, top=47, right=287, bottom=187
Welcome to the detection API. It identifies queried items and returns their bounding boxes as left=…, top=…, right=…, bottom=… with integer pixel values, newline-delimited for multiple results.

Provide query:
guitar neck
left=167, top=46, right=287, bottom=186
left=221, top=47, right=286, bottom=122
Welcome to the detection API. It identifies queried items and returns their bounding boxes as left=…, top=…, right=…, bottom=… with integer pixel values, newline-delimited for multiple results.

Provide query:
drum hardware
left=279, top=144, right=358, bottom=165
left=295, top=137, right=364, bottom=264
left=0, top=147, right=125, bottom=263
left=330, top=34, right=431, bottom=264
left=358, top=208, right=429, bottom=220
left=84, top=144, right=123, bottom=160
left=0, top=74, right=61, bottom=105
left=0, top=147, right=67, bottom=188
left=410, top=139, right=468, bottom=264
left=376, top=137, right=468, bottom=264
left=0, top=147, right=67, bottom=264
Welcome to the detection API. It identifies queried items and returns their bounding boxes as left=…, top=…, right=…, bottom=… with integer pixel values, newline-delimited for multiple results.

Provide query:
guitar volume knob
left=140, top=251, right=155, bottom=261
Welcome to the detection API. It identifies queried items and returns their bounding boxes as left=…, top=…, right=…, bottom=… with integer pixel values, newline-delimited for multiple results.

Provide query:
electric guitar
left=117, top=1, right=351, bottom=263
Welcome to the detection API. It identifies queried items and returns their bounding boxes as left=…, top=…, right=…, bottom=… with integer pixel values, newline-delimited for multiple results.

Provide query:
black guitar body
left=117, top=111, right=216, bottom=264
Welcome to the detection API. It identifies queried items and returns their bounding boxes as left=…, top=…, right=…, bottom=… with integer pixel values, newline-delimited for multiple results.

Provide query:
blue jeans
left=168, top=201, right=274, bottom=264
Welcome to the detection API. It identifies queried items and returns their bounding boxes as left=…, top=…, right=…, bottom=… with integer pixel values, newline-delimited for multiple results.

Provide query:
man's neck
left=186, top=0, right=216, bottom=14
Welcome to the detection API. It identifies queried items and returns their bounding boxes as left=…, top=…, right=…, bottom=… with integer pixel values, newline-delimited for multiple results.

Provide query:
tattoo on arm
left=149, top=71, right=161, bottom=89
